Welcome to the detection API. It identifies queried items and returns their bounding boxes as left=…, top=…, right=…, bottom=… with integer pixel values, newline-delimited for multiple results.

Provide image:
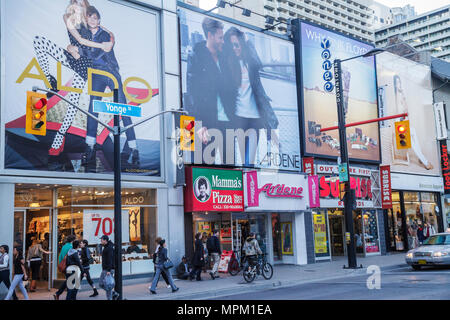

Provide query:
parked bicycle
left=243, top=254, right=273, bottom=283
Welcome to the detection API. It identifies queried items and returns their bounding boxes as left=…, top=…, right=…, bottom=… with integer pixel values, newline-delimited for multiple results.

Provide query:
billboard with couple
left=1, top=0, right=161, bottom=176
left=179, top=8, right=301, bottom=171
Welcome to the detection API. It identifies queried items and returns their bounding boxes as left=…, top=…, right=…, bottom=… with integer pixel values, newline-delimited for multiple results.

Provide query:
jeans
left=4, top=274, right=28, bottom=300
left=87, top=71, right=136, bottom=143
left=210, top=253, right=220, bottom=276
left=0, top=270, right=17, bottom=300
left=150, top=265, right=177, bottom=292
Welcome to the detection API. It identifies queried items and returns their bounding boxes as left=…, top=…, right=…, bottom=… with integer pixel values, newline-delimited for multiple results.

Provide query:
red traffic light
left=185, top=121, right=195, bottom=131
left=34, top=98, right=47, bottom=110
left=397, top=125, right=406, bottom=133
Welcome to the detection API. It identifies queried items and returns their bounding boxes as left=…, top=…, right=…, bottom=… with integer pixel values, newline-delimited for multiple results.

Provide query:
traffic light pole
left=32, top=86, right=187, bottom=299
left=334, top=59, right=358, bottom=269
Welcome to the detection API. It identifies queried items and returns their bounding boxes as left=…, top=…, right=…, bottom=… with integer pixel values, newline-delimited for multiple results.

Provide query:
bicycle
left=242, top=254, right=273, bottom=283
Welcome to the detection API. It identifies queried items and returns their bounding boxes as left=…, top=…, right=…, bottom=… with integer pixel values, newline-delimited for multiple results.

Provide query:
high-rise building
left=217, top=0, right=381, bottom=43
left=391, top=4, right=416, bottom=24
left=368, top=1, right=393, bottom=29
left=375, top=5, right=450, bottom=61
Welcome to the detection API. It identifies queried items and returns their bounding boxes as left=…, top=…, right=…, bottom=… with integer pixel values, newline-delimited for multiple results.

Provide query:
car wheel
left=412, top=265, right=421, bottom=271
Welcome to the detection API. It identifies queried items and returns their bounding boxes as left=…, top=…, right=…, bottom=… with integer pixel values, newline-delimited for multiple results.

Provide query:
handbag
left=163, top=258, right=174, bottom=270
left=58, top=255, right=67, bottom=273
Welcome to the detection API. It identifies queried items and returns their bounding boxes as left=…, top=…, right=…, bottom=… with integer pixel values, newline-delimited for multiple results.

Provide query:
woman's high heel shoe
left=49, top=135, right=66, bottom=156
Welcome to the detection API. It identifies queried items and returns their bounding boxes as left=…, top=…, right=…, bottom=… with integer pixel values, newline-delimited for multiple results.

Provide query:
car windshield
left=423, top=235, right=450, bottom=245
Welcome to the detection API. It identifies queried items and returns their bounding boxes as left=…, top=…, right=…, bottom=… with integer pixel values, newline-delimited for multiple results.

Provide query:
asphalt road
left=214, top=266, right=450, bottom=300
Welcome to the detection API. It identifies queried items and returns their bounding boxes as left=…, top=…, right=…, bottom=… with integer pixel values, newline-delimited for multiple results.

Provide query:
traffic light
left=26, top=91, right=47, bottom=136
left=180, top=115, right=195, bottom=151
left=394, top=120, right=411, bottom=149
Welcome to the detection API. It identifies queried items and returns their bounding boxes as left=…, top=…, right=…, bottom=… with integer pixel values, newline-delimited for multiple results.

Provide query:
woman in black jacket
left=189, top=233, right=205, bottom=281
left=66, top=240, right=85, bottom=300
left=80, top=240, right=98, bottom=297
left=149, top=239, right=178, bottom=294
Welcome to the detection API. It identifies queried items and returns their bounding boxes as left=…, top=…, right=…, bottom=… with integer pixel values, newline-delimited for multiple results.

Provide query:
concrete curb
left=145, top=263, right=409, bottom=300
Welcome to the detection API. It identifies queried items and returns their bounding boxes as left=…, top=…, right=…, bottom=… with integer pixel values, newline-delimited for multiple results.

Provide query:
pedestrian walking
left=66, top=240, right=85, bottom=300
left=53, top=234, right=75, bottom=300
left=176, top=256, right=191, bottom=280
left=0, top=245, right=18, bottom=300
left=149, top=239, right=179, bottom=294
left=99, top=235, right=119, bottom=300
left=207, top=230, right=221, bottom=280
left=153, top=237, right=171, bottom=288
left=27, top=237, right=50, bottom=292
left=202, top=232, right=209, bottom=272
left=4, top=247, right=29, bottom=300
left=243, top=232, right=262, bottom=273
left=189, top=233, right=205, bottom=281
left=80, top=240, right=98, bottom=297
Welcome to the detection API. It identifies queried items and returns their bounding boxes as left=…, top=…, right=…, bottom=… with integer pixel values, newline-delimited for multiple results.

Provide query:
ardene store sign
left=184, top=167, right=244, bottom=212
left=244, top=171, right=309, bottom=211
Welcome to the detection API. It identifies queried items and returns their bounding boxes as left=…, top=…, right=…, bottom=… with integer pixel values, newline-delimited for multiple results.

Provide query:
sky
left=199, top=0, right=449, bottom=14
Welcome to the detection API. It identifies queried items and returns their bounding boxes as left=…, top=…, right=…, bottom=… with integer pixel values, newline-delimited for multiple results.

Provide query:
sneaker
left=167, top=285, right=171, bottom=288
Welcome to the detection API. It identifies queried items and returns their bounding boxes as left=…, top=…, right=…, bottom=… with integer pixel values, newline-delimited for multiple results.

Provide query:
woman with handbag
left=153, top=237, right=171, bottom=289
left=4, top=247, right=29, bottom=300
left=149, top=239, right=178, bottom=294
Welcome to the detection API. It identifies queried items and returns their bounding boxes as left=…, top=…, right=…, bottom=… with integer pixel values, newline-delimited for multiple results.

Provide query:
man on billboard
left=185, top=17, right=236, bottom=164
left=66, top=5, right=140, bottom=171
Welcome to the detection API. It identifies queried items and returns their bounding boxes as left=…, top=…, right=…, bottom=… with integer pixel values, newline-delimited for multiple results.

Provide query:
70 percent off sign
left=83, top=210, right=130, bottom=244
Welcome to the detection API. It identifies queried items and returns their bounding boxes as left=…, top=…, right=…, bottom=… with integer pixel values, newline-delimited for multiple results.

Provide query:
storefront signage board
left=390, top=173, right=444, bottom=193
left=184, top=167, right=244, bottom=212
left=434, top=102, right=448, bottom=141
left=303, top=157, right=314, bottom=175
left=380, top=165, right=392, bottom=209
left=440, top=140, right=450, bottom=194
left=244, top=171, right=309, bottom=211
left=308, top=175, right=321, bottom=208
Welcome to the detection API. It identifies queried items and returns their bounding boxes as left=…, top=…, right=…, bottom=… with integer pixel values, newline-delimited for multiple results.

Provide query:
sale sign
left=380, top=165, right=392, bottom=208
left=184, top=167, right=244, bottom=212
left=83, top=210, right=130, bottom=244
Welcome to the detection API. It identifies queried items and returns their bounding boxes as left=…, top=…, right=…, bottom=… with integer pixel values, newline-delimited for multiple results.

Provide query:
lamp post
left=334, top=48, right=384, bottom=269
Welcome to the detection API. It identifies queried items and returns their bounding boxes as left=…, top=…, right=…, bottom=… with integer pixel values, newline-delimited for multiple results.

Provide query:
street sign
left=93, top=100, right=142, bottom=117
left=339, top=163, right=349, bottom=182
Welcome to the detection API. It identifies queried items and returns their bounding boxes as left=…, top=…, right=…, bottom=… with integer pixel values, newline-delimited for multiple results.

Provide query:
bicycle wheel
left=243, top=269, right=256, bottom=283
left=228, top=259, right=240, bottom=276
left=262, top=262, right=273, bottom=280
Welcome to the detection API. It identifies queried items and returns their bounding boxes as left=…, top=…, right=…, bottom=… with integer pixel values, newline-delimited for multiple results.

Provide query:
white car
left=405, top=233, right=450, bottom=270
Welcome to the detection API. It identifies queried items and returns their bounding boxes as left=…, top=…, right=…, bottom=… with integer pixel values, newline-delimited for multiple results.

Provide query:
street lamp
left=334, top=47, right=384, bottom=269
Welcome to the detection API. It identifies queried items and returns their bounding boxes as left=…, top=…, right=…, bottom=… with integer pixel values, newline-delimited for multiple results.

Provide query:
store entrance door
left=329, top=215, right=345, bottom=256
left=14, top=209, right=53, bottom=291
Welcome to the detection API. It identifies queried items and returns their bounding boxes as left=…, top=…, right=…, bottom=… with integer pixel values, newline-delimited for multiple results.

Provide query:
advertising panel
left=179, top=8, right=300, bottom=171
left=244, top=170, right=309, bottom=211
left=376, top=52, right=439, bottom=176
left=2, top=0, right=161, bottom=176
left=83, top=209, right=129, bottom=244
left=313, top=212, right=329, bottom=257
left=380, top=165, right=392, bottom=209
left=184, top=166, right=244, bottom=212
left=297, top=21, right=380, bottom=162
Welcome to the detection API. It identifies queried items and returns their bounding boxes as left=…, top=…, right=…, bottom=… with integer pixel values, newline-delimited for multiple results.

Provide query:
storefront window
left=387, top=191, right=405, bottom=251
left=363, top=210, right=380, bottom=254
left=421, top=192, right=439, bottom=234
left=271, top=214, right=282, bottom=261
left=328, top=209, right=345, bottom=256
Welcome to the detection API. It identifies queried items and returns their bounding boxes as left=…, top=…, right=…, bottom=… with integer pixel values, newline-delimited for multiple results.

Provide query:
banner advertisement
left=179, top=8, right=301, bottom=171
left=376, top=52, right=439, bottom=176
left=440, top=140, right=450, bottom=194
left=380, top=165, right=392, bottom=209
left=2, top=0, right=161, bottom=176
left=313, top=212, right=329, bottom=257
left=303, top=157, right=314, bottom=175
left=297, top=21, right=380, bottom=162
left=244, top=171, right=309, bottom=211
left=184, top=167, right=244, bottom=212
left=83, top=209, right=129, bottom=244
left=281, top=222, right=293, bottom=255
left=308, top=175, right=320, bottom=208
left=434, top=102, right=448, bottom=141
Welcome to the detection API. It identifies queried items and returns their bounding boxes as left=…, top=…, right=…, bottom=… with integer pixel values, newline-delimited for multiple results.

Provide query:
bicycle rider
left=243, top=232, right=263, bottom=273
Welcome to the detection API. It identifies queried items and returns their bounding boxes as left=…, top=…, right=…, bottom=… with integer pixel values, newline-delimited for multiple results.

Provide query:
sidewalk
left=22, top=253, right=407, bottom=300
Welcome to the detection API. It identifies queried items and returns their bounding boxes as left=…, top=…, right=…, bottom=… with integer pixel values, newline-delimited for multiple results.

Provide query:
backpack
left=86, top=248, right=94, bottom=265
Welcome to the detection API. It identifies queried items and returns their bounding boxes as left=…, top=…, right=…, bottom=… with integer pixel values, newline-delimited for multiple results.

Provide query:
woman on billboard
left=222, top=27, right=279, bottom=166
left=392, top=75, right=433, bottom=170
left=33, top=0, right=114, bottom=156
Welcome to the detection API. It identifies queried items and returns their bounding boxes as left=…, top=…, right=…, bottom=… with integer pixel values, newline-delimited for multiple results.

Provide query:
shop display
left=128, top=207, right=141, bottom=242
left=281, top=222, right=293, bottom=255
left=363, top=210, right=380, bottom=254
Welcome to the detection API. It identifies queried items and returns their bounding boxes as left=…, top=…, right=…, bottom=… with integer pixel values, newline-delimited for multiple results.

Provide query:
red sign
left=319, top=176, right=372, bottom=200
left=380, top=165, right=392, bottom=209
left=184, top=167, right=244, bottom=212
left=440, top=140, right=450, bottom=194
left=303, top=157, right=314, bottom=175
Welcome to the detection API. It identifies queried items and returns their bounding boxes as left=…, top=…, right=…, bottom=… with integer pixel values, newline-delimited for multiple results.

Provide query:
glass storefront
left=386, top=191, right=442, bottom=251
left=14, top=184, right=158, bottom=286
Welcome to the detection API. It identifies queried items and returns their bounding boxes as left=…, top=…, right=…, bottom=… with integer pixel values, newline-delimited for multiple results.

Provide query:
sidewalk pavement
left=21, top=252, right=407, bottom=300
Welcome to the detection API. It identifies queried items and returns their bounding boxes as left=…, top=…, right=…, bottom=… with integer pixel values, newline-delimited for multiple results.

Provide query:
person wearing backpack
left=53, top=234, right=75, bottom=300
left=80, top=239, right=98, bottom=297
left=66, top=240, right=86, bottom=300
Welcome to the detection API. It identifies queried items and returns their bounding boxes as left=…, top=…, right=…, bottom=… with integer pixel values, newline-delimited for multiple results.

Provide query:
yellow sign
left=180, top=115, right=195, bottom=151
left=313, top=213, right=328, bottom=255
